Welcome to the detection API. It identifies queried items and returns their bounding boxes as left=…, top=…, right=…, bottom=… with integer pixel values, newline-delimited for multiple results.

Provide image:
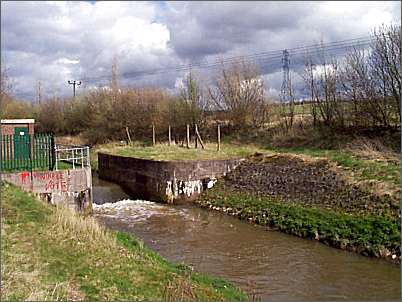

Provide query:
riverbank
left=1, top=183, right=245, bottom=301
left=196, top=153, right=400, bottom=264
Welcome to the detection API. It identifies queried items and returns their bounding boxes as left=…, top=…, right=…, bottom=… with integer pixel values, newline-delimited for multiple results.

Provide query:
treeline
left=1, top=25, right=400, bottom=145
left=298, top=24, right=401, bottom=130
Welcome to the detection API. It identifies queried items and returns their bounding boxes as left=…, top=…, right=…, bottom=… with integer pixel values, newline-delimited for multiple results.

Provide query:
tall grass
left=51, top=205, right=116, bottom=250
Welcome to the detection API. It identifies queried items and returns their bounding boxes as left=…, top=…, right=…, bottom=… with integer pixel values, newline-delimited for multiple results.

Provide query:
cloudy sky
left=1, top=1, right=400, bottom=101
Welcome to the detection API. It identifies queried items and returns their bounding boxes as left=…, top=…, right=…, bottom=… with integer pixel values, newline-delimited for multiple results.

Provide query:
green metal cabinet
left=13, top=127, right=29, bottom=159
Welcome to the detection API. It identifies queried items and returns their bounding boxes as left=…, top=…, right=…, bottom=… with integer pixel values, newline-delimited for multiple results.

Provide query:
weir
left=98, top=152, right=243, bottom=203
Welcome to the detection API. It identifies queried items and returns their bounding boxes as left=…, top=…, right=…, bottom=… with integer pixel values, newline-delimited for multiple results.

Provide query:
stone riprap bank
left=1, top=167, right=92, bottom=212
left=98, top=152, right=243, bottom=203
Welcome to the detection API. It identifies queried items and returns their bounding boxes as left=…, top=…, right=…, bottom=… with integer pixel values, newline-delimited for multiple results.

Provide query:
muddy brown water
left=92, top=175, right=401, bottom=301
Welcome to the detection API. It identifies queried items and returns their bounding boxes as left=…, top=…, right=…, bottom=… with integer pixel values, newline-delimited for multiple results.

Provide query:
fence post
left=81, top=148, right=84, bottom=168
left=55, top=145, right=58, bottom=171
left=152, top=124, right=156, bottom=146
left=50, top=134, right=55, bottom=171
left=125, top=127, right=132, bottom=145
left=72, top=149, right=75, bottom=169
left=29, top=134, right=33, bottom=181
left=217, top=124, right=221, bottom=151
left=168, top=125, right=172, bottom=146
left=186, top=124, right=190, bottom=149
left=195, top=124, right=205, bottom=149
left=87, top=146, right=90, bottom=167
left=195, top=125, right=198, bottom=149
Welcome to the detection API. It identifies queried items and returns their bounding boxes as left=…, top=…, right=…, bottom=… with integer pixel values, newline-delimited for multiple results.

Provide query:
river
left=92, top=175, right=401, bottom=301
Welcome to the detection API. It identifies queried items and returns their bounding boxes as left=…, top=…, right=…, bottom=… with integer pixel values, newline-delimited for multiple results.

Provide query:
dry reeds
left=51, top=205, right=116, bottom=250
left=347, top=137, right=400, bottom=163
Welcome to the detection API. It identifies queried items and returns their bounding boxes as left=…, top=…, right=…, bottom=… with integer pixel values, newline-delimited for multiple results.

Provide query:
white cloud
left=55, top=58, right=80, bottom=65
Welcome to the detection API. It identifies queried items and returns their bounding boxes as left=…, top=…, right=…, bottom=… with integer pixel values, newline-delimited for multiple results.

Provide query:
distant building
left=1, top=119, right=35, bottom=136
left=1, top=119, right=35, bottom=160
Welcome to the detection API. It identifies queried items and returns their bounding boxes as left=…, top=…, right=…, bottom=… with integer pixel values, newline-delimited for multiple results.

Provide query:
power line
left=82, top=35, right=375, bottom=85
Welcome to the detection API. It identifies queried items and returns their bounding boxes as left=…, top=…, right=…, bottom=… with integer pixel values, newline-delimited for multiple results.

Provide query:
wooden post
left=152, top=124, right=156, bottom=146
left=168, top=125, right=172, bottom=146
left=195, top=124, right=205, bottom=149
left=125, top=127, right=132, bottom=145
left=194, top=125, right=198, bottom=149
left=186, top=124, right=190, bottom=149
left=217, top=124, right=221, bottom=151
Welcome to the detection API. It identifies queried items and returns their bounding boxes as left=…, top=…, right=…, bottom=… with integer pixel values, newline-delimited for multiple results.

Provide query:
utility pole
left=68, top=80, right=81, bottom=98
left=36, top=80, right=42, bottom=104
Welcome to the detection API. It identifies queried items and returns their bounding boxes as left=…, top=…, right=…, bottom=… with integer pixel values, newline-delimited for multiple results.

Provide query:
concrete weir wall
left=1, top=167, right=92, bottom=212
left=98, top=153, right=243, bottom=203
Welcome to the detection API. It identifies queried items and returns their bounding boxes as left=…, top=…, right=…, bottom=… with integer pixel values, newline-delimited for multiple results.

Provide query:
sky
left=1, top=1, right=400, bottom=101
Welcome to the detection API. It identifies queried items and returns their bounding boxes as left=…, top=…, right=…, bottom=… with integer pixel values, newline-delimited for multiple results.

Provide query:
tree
left=179, top=72, right=206, bottom=128
left=0, top=64, right=12, bottom=114
left=370, top=24, right=401, bottom=125
left=209, top=60, right=266, bottom=129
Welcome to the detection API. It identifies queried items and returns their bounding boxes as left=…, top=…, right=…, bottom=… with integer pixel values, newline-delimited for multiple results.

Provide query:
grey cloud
left=1, top=1, right=400, bottom=101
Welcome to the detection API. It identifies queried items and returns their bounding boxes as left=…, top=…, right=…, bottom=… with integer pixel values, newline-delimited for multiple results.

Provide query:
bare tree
left=338, top=25, right=401, bottom=129
left=302, top=44, right=344, bottom=128
left=370, top=24, right=401, bottom=125
left=209, top=60, right=266, bottom=128
left=302, top=53, right=319, bottom=127
left=0, top=65, right=12, bottom=111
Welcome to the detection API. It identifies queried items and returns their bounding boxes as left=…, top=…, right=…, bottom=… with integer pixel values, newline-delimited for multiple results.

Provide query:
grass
left=1, top=183, right=246, bottom=301
left=270, top=147, right=400, bottom=192
left=198, top=182, right=400, bottom=261
left=90, top=141, right=267, bottom=169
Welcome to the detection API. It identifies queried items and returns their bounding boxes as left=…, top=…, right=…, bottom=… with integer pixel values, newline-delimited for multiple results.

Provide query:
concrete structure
left=1, top=119, right=35, bottom=136
left=1, top=167, right=92, bottom=213
left=98, top=153, right=243, bottom=203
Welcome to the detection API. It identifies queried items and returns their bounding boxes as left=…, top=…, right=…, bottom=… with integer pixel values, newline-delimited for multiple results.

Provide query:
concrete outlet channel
left=98, top=153, right=243, bottom=203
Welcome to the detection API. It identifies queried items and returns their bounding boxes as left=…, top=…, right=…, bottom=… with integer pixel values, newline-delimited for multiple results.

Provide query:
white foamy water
left=93, top=199, right=191, bottom=223
left=93, top=199, right=155, bottom=210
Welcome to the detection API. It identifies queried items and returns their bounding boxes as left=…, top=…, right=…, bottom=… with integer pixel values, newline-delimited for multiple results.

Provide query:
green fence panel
left=0, top=133, right=55, bottom=172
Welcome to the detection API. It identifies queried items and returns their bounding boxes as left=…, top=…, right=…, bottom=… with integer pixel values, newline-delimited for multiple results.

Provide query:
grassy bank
left=1, top=183, right=245, bottom=301
left=197, top=182, right=400, bottom=263
left=271, top=147, right=400, bottom=186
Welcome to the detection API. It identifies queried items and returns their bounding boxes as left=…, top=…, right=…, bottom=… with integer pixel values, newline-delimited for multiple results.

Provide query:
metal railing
left=55, top=144, right=90, bottom=171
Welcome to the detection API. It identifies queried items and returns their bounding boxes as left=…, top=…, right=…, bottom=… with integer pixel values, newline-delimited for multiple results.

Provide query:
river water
left=92, top=175, right=401, bottom=301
